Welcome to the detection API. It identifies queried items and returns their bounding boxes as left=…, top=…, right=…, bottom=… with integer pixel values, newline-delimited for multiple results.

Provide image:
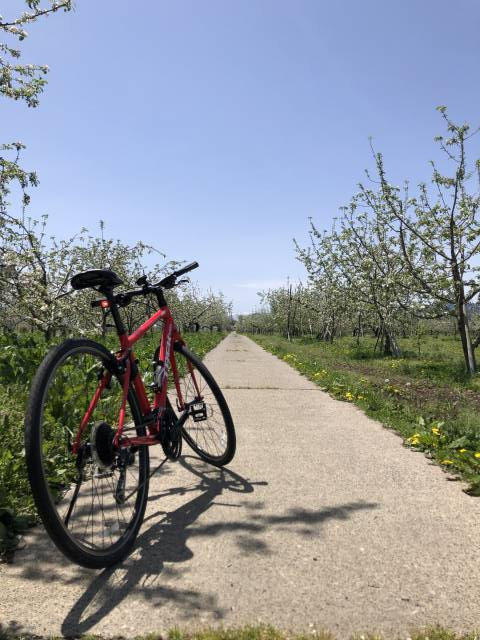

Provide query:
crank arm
left=171, top=410, right=190, bottom=439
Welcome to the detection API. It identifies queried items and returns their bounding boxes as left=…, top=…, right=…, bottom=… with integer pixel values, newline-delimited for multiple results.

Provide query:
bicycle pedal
left=191, top=402, right=207, bottom=422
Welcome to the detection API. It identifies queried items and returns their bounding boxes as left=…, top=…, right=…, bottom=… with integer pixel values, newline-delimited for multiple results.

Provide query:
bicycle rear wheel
left=170, top=343, right=236, bottom=466
left=25, top=339, right=149, bottom=568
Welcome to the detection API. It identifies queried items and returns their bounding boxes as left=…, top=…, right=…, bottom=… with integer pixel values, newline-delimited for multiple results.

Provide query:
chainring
left=160, top=403, right=182, bottom=460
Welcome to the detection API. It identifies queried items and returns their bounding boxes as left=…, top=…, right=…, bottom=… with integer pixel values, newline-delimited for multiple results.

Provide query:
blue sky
left=2, top=0, right=480, bottom=313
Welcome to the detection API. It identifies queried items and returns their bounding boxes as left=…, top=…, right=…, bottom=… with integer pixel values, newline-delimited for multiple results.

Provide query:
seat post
left=103, top=287, right=126, bottom=336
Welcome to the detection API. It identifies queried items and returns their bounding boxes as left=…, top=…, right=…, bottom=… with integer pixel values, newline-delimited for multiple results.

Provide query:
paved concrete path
left=2, top=333, right=480, bottom=637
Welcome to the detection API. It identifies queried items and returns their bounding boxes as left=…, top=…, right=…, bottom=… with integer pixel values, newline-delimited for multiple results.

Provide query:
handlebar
left=155, top=261, right=199, bottom=289
left=91, top=261, right=199, bottom=309
left=173, top=261, right=199, bottom=278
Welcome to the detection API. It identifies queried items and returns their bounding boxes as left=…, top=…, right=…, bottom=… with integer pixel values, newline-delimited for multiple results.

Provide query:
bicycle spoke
left=34, top=345, right=147, bottom=555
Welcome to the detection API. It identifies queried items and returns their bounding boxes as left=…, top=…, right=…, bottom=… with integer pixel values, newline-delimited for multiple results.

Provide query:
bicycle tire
left=172, top=343, right=236, bottom=466
left=25, top=338, right=149, bottom=568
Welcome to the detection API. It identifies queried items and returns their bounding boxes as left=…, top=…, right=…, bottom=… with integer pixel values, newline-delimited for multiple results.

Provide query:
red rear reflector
left=100, top=300, right=110, bottom=308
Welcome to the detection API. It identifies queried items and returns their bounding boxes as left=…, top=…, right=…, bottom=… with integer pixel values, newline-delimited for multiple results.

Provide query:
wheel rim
left=171, top=351, right=230, bottom=460
left=38, top=346, right=146, bottom=552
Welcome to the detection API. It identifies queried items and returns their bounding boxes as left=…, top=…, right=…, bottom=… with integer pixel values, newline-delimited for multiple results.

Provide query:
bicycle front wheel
left=171, top=343, right=236, bottom=466
left=25, top=339, right=149, bottom=568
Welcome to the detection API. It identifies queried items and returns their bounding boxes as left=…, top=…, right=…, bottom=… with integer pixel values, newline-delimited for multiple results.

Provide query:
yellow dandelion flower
left=474, top=452, right=480, bottom=459
left=431, top=427, right=440, bottom=435
left=441, top=460, right=454, bottom=465
left=459, top=448, right=468, bottom=453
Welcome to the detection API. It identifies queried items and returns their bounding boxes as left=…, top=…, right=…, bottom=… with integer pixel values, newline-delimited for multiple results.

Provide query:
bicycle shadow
left=60, top=456, right=266, bottom=635
left=60, top=456, right=379, bottom=636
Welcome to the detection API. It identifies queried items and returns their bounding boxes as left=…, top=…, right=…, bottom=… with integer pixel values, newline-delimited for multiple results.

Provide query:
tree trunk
left=376, top=319, right=400, bottom=357
left=355, top=312, right=362, bottom=346
left=383, top=330, right=400, bottom=357
left=285, top=285, right=292, bottom=341
left=457, top=294, right=476, bottom=374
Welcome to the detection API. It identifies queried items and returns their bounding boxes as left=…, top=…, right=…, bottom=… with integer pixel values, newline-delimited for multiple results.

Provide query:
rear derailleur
left=75, top=422, right=136, bottom=505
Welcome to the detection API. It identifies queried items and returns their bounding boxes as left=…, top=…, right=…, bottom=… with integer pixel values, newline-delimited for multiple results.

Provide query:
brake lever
left=136, top=275, right=148, bottom=287
left=167, top=278, right=189, bottom=290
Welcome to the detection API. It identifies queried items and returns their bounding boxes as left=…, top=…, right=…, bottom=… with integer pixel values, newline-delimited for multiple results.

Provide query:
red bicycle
left=24, top=262, right=235, bottom=568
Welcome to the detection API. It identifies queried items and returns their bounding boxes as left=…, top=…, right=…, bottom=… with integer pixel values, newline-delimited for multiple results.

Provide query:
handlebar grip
left=174, top=261, right=199, bottom=278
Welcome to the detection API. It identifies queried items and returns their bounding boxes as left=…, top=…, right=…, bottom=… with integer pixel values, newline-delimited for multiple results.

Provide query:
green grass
left=168, top=627, right=480, bottom=640
left=0, top=624, right=479, bottom=640
left=249, top=333, right=480, bottom=495
left=0, top=330, right=225, bottom=560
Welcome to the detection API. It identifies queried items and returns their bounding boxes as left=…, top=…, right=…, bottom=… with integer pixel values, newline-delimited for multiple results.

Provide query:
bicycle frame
left=72, top=303, right=201, bottom=455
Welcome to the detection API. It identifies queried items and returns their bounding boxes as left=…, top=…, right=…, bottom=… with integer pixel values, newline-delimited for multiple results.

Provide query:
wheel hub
left=90, top=421, right=115, bottom=469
